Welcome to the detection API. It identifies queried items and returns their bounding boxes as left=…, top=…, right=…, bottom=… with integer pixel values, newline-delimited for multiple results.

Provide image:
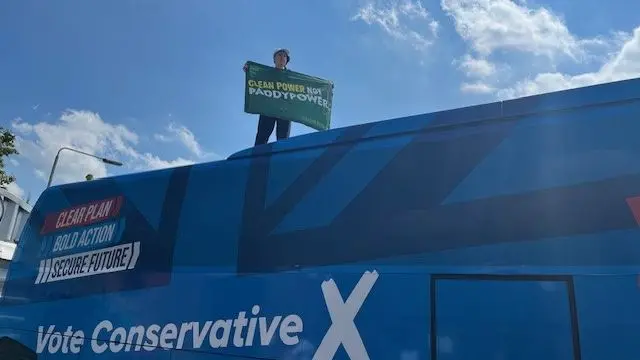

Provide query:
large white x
left=312, top=270, right=379, bottom=360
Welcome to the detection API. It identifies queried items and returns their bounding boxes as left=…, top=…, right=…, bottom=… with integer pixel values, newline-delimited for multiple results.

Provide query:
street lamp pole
left=46, top=146, right=123, bottom=188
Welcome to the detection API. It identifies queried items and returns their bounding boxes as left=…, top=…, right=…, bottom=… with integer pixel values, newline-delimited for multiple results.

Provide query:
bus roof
left=229, top=77, right=640, bottom=160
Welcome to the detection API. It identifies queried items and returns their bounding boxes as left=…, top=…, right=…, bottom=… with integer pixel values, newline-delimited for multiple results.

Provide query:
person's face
left=274, top=51, right=288, bottom=68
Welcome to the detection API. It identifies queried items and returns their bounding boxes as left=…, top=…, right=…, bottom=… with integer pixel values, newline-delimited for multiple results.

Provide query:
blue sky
left=1, top=0, right=639, bottom=202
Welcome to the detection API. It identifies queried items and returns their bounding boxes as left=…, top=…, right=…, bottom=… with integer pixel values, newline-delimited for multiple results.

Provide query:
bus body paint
left=3, top=78, right=640, bottom=359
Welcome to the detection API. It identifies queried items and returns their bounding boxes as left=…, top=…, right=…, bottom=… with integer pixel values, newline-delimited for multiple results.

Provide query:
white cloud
left=138, top=153, right=195, bottom=171
left=10, top=118, right=33, bottom=134
left=460, top=82, right=496, bottom=94
left=441, top=0, right=598, bottom=61
left=442, top=0, right=639, bottom=99
left=352, top=0, right=439, bottom=51
left=4, top=182, right=25, bottom=199
left=153, top=133, right=171, bottom=142
left=498, top=26, right=640, bottom=99
left=11, top=109, right=202, bottom=187
left=455, top=54, right=497, bottom=78
left=155, top=122, right=216, bottom=159
left=8, top=159, right=19, bottom=167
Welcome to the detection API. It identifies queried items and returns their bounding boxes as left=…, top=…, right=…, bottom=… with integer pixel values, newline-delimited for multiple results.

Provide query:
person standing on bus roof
left=244, top=48, right=293, bottom=146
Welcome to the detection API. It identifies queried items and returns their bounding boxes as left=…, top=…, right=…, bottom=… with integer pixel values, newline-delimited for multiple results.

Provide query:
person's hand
left=243, top=63, right=248, bottom=72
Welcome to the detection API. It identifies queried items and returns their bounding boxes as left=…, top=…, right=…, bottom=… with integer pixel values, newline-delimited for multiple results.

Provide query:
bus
left=1, top=77, right=640, bottom=360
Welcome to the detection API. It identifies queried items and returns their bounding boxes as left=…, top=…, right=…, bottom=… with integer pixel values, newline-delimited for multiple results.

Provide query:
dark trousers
left=254, top=115, right=291, bottom=146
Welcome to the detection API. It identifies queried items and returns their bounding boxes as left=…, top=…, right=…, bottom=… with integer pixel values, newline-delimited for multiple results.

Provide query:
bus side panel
left=573, top=275, right=640, bottom=360
left=236, top=100, right=640, bottom=274
left=7, top=267, right=640, bottom=360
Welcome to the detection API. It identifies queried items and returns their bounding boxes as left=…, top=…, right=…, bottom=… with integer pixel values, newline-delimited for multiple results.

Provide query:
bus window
left=432, top=275, right=578, bottom=360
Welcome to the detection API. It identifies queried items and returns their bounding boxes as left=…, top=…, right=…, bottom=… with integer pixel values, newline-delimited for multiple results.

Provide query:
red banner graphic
left=40, top=196, right=124, bottom=235
left=626, top=196, right=640, bottom=226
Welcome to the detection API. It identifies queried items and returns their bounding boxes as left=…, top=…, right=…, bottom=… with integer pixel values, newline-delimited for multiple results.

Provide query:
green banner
left=244, top=61, right=333, bottom=131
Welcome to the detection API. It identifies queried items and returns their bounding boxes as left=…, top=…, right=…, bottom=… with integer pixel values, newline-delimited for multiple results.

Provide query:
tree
left=0, top=128, right=18, bottom=186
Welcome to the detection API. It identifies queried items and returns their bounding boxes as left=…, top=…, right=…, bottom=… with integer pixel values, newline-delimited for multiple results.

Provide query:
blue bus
left=2, top=78, right=640, bottom=360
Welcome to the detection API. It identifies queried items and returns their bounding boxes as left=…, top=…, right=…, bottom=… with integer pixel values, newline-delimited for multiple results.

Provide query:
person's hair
left=273, top=49, right=290, bottom=64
